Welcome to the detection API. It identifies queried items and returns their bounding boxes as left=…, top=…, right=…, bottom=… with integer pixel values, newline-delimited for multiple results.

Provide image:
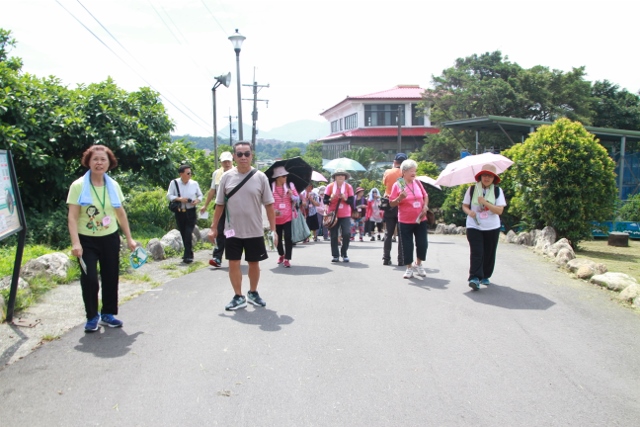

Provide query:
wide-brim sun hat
left=331, top=168, right=350, bottom=180
left=355, top=187, right=365, bottom=193
left=272, top=166, right=289, bottom=178
left=475, top=164, right=501, bottom=184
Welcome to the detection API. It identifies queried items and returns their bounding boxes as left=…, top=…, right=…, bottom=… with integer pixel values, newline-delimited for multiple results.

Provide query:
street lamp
left=228, top=29, right=246, bottom=141
left=212, top=72, right=231, bottom=170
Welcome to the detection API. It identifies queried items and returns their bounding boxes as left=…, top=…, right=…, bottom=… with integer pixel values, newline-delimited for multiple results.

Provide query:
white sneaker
left=403, top=268, right=413, bottom=279
left=413, top=263, right=426, bottom=277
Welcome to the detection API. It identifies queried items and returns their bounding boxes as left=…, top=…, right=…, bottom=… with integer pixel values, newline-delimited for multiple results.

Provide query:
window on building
left=340, top=118, right=343, bottom=131
left=412, top=104, right=425, bottom=126
left=365, top=104, right=404, bottom=126
left=344, top=113, right=357, bottom=130
left=331, top=120, right=339, bottom=133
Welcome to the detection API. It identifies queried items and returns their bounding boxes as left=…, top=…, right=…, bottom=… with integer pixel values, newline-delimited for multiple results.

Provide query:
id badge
left=224, top=229, right=236, bottom=238
left=339, top=203, right=343, bottom=209
left=412, top=202, right=421, bottom=209
left=479, top=211, right=489, bottom=219
left=102, top=215, right=111, bottom=226
left=279, top=203, right=286, bottom=209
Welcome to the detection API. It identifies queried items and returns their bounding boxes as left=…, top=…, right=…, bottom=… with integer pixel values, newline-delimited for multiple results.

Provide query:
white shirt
left=463, top=186, right=507, bottom=231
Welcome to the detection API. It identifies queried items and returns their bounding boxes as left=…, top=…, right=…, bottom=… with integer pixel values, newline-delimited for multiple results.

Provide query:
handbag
left=379, top=197, right=390, bottom=211
left=426, top=209, right=436, bottom=226
left=323, top=210, right=338, bottom=229
left=291, top=206, right=311, bottom=243
left=168, top=180, right=182, bottom=212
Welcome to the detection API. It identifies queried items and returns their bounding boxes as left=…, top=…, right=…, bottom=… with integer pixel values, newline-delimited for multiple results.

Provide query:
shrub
left=618, top=193, right=640, bottom=221
left=124, top=187, right=176, bottom=234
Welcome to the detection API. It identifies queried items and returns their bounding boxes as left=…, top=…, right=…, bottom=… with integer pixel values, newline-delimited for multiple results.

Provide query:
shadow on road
left=219, top=308, right=294, bottom=332
left=464, top=284, right=556, bottom=310
left=74, top=329, right=144, bottom=358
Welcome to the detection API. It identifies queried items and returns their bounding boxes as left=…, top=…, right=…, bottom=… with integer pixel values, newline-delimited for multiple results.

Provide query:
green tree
left=282, top=147, right=302, bottom=159
left=501, top=118, right=617, bottom=247
left=618, top=193, right=640, bottom=221
left=302, top=141, right=323, bottom=172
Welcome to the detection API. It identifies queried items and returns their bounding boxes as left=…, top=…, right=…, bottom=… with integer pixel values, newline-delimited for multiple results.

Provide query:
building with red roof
left=319, top=85, right=439, bottom=160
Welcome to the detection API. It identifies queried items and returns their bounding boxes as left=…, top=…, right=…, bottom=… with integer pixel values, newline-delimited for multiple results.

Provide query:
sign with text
left=0, top=150, right=23, bottom=241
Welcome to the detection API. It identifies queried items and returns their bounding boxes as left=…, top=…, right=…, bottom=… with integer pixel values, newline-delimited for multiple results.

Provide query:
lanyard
left=91, top=182, right=106, bottom=211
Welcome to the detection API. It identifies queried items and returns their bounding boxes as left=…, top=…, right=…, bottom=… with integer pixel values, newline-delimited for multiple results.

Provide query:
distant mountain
left=258, top=120, right=328, bottom=143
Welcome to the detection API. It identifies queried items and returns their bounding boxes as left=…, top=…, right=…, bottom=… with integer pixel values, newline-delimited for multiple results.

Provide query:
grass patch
left=41, top=334, right=61, bottom=342
left=576, top=238, right=640, bottom=283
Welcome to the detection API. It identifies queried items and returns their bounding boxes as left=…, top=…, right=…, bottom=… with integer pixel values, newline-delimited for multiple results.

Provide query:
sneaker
left=247, top=291, right=266, bottom=307
left=468, top=278, right=480, bottom=291
left=277, top=255, right=285, bottom=264
left=283, top=259, right=291, bottom=268
left=359, top=237, right=363, bottom=242
left=413, top=263, right=427, bottom=277
left=331, top=257, right=339, bottom=263
left=377, top=235, right=381, bottom=240
left=99, top=314, right=123, bottom=328
left=84, top=315, right=100, bottom=332
left=392, top=237, right=396, bottom=242
left=183, top=258, right=193, bottom=264
left=480, top=278, right=491, bottom=286
left=403, top=268, right=413, bottom=279
left=342, top=256, right=350, bottom=262
left=370, top=236, right=375, bottom=241
left=383, top=259, right=392, bottom=266
left=225, top=295, right=247, bottom=311
left=209, top=258, right=221, bottom=268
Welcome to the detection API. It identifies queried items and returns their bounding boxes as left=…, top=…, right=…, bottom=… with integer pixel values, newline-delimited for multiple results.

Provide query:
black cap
left=394, top=153, right=407, bottom=162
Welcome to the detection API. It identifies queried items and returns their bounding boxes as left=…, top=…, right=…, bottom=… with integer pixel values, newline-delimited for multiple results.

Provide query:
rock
left=548, top=238, right=573, bottom=258
left=576, top=265, right=596, bottom=280
left=434, top=224, right=446, bottom=234
left=21, top=253, right=71, bottom=280
left=534, top=226, right=556, bottom=253
left=0, top=276, right=30, bottom=291
left=161, top=230, right=184, bottom=252
left=530, top=229, right=541, bottom=246
left=515, top=231, right=533, bottom=246
left=633, top=296, right=640, bottom=309
left=506, top=229, right=517, bottom=243
left=590, top=272, right=638, bottom=292
left=147, top=238, right=166, bottom=261
left=618, top=284, right=640, bottom=302
left=199, top=229, right=210, bottom=242
left=566, top=259, right=607, bottom=279
left=455, top=226, right=466, bottom=235
left=0, top=292, right=4, bottom=321
left=193, top=225, right=201, bottom=243
left=555, top=247, right=576, bottom=265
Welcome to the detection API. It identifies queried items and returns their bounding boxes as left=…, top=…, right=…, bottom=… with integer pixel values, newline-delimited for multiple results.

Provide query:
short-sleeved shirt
left=390, top=180, right=428, bottom=224
left=166, top=179, right=203, bottom=210
left=215, top=168, right=274, bottom=239
left=324, top=182, right=354, bottom=219
left=273, top=182, right=299, bottom=225
left=210, top=167, right=227, bottom=192
left=67, top=177, right=124, bottom=237
left=383, top=167, right=402, bottom=197
left=462, top=186, right=507, bottom=231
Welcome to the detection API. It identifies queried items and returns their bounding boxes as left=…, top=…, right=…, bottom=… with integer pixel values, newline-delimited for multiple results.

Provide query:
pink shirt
left=390, top=180, right=428, bottom=224
left=325, top=182, right=354, bottom=219
left=272, top=182, right=299, bottom=225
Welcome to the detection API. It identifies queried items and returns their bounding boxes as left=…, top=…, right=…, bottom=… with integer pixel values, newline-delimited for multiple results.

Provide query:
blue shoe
left=247, top=291, right=266, bottom=307
left=342, top=257, right=350, bottom=263
left=99, top=314, right=123, bottom=328
left=225, top=295, right=247, bottom=311
left=468, top=278, right=480, bottom=291
left=480, top=278, right=491, bottom=286
left=84, top=315, right=100, bottom=332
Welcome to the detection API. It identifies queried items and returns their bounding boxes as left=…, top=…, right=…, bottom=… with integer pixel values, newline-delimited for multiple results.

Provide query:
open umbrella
left=323, top=157, right=366, bottom=172
left=311, top=170, right=328, bottom=182
left=434, top=152, right=514, bottom=187
left=417, top=176, right=442, bottom=191
left=264, top=157, right=313, bottom=193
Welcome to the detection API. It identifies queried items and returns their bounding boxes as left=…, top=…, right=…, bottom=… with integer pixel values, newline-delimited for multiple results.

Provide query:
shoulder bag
left=291, top=203, right=311, bottom=243
left=322, top=184, right=340, bottom=229
left=168, top=180, right=182, bottom=212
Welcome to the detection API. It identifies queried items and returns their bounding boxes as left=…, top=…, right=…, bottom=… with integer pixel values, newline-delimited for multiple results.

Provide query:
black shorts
left=225, top=236, right=269, bottom=262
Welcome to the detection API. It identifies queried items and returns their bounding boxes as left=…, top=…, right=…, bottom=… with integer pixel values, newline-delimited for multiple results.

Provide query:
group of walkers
left=66, top=142, right=506, bottom=331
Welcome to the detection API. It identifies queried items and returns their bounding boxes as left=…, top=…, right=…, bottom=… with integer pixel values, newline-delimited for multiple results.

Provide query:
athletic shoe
left=468, top=278, right=480, bottom=291
left=99, top=314, right=123, bottom=328
left=392, top=237, right=396, bottom=242
left=225, top=295, right=247, bottom=311
left=247, top=291, right=266, bottom=307
left=377, top=235, right=381, bottom=240
left=383, top=259, right=392, bottom=266
left=342, top=256, right=350, bottom=263
left=209, top=258, right=221, bottom=268
left=331, top=257, right=339, bottom=263
left=283, top=259, right=291, bottom=268
left=183, top=258, right=193, bottom=264
left=359, top=237, right=363, bottom=242
left=480, top=278, right=491, bottom=286
left=370, top=236, right=375, bottom=241
left=413, top=263, right=427, bottom=277
left=277, top=255, right=285, bottom=264
left=84, top=315, right=100, bottom=332
left=403, top=268, right=413, bottom=279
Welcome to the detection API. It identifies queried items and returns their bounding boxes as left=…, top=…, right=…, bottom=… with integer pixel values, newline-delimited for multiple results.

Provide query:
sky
left=2, top=0, right=639, bottom=139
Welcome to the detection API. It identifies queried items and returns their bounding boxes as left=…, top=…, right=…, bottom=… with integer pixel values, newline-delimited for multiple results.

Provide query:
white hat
left=219, top=151, right=233, bottom=162
left=271, top=166, right=289, bottom=178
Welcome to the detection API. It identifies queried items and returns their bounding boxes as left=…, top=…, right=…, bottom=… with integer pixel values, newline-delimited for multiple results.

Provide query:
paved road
left=1, top=234, right=639, bottom=426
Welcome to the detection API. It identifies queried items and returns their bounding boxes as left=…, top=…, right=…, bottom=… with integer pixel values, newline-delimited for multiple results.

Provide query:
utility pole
left=243, top=69, right=269, bottom=165
left=397, top=105, right=403, bottom=153
left=224, top=109, right=237, bottom=146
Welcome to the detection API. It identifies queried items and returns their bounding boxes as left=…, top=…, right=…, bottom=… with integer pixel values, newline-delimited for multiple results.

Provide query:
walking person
left=301, top=183, right=321, bottom=242
left=323, top=169, right=354, bottom=262
left=67, top=144, right=137, bottom=332
left=462, top=164, right=507, bottom=290
left=365, top=188, right=384, bottom=241
left=167, top=164, right=203, bottom=264
left=271, top=166, right=299, bottom=268
left=317, top=186, right=329, bottom=240
left=389, top=159, right=430, bottom=279
left=382, top=153, right=406, bottom=266
left=200, top=151, right=234, bottom=268
left=208, top=141, right=277, bottom=311
left=350, top=187, right=367, bottom=241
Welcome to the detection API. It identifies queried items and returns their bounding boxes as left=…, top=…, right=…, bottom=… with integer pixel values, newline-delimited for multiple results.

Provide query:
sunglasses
left=235, top=151, right=251, bottom=157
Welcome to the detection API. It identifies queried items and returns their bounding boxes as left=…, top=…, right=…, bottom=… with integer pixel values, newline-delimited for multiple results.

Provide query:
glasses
left=184, top=172, right=192, bottom=175
left=235, top=151, right=251, bottom=158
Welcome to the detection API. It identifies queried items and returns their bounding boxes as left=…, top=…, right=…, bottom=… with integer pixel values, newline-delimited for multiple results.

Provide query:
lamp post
left=228, top=29, right=246, bottom=141
left=212, top=72, right=231, bottom=170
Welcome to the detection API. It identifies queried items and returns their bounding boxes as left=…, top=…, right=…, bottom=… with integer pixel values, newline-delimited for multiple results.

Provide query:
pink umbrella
left=434, top=152, right=513, bottom=187
left=311, top=170, right=328, bottom=182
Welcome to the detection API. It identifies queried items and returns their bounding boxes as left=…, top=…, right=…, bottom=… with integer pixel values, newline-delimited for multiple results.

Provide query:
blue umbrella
left=323, top=157, right=366, bottom=172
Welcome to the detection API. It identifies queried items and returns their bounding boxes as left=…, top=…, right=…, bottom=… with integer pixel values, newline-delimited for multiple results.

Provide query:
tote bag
left=291, top=207, right=311, bottom=243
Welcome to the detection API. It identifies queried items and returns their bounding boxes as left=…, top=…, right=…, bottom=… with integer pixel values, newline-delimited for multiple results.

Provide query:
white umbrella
left=434, top=152, right=513, bottom=187
left=311, top=170, right=328, bottom=182
left=417, top=176, right=442, bottom=190
left=323, top=157, right=367, bottom=172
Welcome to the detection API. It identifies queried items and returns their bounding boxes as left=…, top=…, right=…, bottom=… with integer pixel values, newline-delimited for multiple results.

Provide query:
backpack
left=469, top=185, right=500, bottom=200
